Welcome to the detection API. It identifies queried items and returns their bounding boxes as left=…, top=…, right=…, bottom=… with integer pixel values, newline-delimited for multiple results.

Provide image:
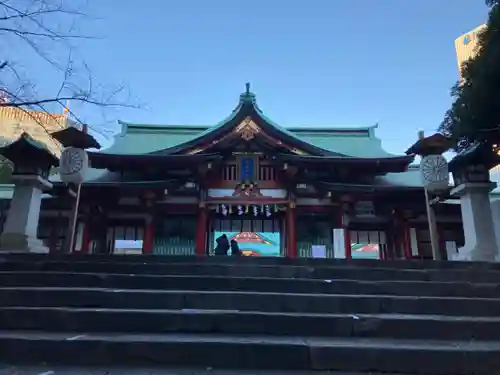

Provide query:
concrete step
left=1, top=307, right=500, bottom=341
left=0, top=366, right=421, bottom=375
left=4, top=252, right=500, bottom=271
left=2, top=260, right=500, bottom=282
left=0, top=331, right=498, bottom=374
left=1, top=287, right=499, bottom=316
left=2, top=271, right=500, bottom=298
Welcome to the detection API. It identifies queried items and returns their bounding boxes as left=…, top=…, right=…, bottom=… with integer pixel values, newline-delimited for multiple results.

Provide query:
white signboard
left=333, top=229, right=346, bottom=259
left=114, top=240, right=143, bottom=255
left=311, top=245, right=326, bottom=258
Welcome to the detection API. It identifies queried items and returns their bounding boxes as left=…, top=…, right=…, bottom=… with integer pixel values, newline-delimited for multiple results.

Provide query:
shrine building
left=0, top=87, right=465, bottom=259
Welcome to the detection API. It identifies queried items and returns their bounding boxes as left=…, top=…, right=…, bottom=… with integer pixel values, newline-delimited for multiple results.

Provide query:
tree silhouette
left=439, top=0, right=500, bottom=151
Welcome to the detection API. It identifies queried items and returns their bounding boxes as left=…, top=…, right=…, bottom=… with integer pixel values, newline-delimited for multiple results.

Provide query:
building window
left=222, top=164, right=238, bottom=181
left=105, top=222, right=144, bottom=254
left=258, top=165, right=276, bottom=181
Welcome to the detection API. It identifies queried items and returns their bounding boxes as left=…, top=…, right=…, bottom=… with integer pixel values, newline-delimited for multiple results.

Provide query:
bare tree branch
left=0, top=0, right=136, bottom=149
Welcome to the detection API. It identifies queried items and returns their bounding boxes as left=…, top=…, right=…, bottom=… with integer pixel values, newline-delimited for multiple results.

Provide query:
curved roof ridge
left=117, top=121, right=380, bottom=137
left=287, top=123, right=378, bottom=132
left=117, top=120, right=210, bottom=131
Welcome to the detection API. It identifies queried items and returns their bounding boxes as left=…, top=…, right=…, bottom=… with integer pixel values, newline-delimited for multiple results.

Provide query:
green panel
left=153, top=237, right=196, bottom=256
left=153, top=216, right=197, bottom=255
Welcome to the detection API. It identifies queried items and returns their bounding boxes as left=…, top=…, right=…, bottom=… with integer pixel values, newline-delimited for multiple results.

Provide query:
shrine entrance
left=210, top=215, right=284, bottom=256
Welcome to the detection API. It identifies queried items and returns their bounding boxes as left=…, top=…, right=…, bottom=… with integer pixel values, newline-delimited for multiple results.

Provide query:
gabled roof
left=145, top=86, right=338, bottom=157
left=104, top=86, right=396, bottom=158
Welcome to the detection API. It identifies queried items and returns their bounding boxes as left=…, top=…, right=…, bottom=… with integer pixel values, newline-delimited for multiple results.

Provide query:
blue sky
left=21, top=0, right=489, bottom=154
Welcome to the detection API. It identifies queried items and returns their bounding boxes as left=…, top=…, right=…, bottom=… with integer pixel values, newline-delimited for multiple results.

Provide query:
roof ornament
left=235, top=117, right=260, bottom=141
left=240, top=82, right=256, bottom=105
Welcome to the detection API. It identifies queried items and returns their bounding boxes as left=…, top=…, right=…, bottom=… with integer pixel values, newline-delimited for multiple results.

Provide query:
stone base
left=451, top=245, right=498, bottom=262
left=0, top=232, right=49, bottom=253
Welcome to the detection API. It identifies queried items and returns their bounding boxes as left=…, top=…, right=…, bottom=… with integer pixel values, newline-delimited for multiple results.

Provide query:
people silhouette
left=214, top=234, right=230, bottom=255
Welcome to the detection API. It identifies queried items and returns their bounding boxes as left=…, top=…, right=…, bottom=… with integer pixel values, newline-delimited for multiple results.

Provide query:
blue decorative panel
left=240, top=157, right=255, bottom=182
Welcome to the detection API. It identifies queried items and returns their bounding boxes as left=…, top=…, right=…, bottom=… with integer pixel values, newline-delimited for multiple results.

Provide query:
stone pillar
left=451, top=181, right=499, bottom=261
left=0, top=175, right=51, bottom=253
left=490, top=199, right=500, bottom=254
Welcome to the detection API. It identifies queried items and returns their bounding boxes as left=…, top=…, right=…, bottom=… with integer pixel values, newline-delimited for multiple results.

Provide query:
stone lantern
left=449, top=142, right=500, bottom=261
left=0, top=133, right=59, bottom=252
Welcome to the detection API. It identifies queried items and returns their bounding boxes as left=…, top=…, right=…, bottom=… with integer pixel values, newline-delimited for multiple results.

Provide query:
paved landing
left=0, top=367, right=418, bottom=375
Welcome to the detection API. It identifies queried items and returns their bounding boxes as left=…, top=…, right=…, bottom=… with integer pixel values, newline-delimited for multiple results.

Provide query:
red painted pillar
left=403, top=223, right=412, bottom=260
left=80, top=222, right=90, bottom=253
left=340, top=211, right=352, bottom=260
left=344, top=228, right=352, bottom=260
left=286, top=202, right=297, bottom=258
left=195, top=204, right=208, bottom=257
left=142, top=218, right=155, bottom=254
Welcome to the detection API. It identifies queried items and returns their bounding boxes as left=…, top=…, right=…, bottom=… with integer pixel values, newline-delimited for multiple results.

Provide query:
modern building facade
left=0, top=107, right=67, bottom=155
left=0, top=88, right=465, bottom=260
left=455, top=24, right=487, bottom=79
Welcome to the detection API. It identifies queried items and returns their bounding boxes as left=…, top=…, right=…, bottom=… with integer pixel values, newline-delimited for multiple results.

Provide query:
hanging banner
left=240, top=157, right=255, bottom=182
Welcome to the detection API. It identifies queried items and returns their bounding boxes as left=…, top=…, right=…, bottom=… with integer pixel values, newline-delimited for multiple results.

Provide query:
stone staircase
left=0, top=254, right=500, bottom=374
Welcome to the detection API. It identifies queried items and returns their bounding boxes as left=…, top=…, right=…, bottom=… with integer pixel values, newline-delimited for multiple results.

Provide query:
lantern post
left=51, top=125, right=100, bottom=252
left=405, top=132, right=453, bottom=260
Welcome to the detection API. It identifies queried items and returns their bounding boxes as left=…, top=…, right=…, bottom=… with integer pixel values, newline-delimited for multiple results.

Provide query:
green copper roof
left=103, top=85, right=395, bottom=158
left=100, top=84, right=394, bottom=158
left=105, top=122, right=393, bottom=158
left=104, top=123, right=203, bottom=154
